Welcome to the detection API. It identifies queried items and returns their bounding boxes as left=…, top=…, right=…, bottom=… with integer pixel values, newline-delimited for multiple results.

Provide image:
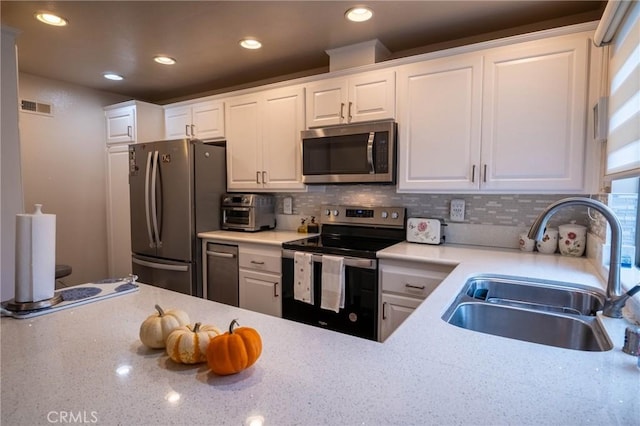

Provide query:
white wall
left=18, top=73, right=127, bottom=286
left=1, top=27, right=24, bottom=302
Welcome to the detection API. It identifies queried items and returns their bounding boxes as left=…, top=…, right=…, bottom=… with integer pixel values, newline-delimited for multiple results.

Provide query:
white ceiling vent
left=20, top=99, right=53, bottom=116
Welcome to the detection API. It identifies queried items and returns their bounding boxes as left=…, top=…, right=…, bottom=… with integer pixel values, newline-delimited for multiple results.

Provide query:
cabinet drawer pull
left=250, top=260, right=265, bottom=265
left=348, top=101, right=353, bottom=122
left=262, top=171, right=267, bottom=183
left=185, top=124, right=190, bottom=136
left=405, top=283, right=426, bottom=290
left=256, top=171, right=261, bottom=184
left=340, top=102, right=345, bottom=120
left=191, top=124, right=195, bottom=136
left=273, top=282, right=279, bottom=298
left=127, top=125, right=132, bottom=138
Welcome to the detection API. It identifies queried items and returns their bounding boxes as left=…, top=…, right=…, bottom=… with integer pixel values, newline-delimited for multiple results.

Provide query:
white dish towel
left=294, top=252, right=314, bottom=305
left=320, top=255, right=345, bottom=313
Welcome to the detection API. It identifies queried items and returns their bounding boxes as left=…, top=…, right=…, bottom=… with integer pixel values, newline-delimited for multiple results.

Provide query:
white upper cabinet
left=305, top=70, right=395, bottom=127
left=164, top=100, right=224, bottom=140
left=105, top=100, right=163, bottom=145
left=480, top=33, right=589, bottom=192
left=226, top=86, right=305, bottom=191
left=397, top=54, right=483, bottom=191
left=397, top=31, right=590, bottom=193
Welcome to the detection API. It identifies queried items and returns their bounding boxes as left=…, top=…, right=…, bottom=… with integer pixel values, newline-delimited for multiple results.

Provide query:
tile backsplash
left=275, top=185, right=588, bottom=228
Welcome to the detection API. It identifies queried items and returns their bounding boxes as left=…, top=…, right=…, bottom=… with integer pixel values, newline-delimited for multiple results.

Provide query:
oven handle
left=282, top=249, right=376, bottom=269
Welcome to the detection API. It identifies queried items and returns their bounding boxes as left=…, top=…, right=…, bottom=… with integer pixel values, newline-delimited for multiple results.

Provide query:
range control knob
left=324, top=209, right=331, bottom=216
left=391, top=211, right=399, bottom=219
left=332, top=210, right=340, bottom=217
left=380, top=211, right=389, bottom=219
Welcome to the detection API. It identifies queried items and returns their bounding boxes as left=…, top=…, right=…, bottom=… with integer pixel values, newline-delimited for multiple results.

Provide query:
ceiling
left=1, top=1, right=606, bottom=104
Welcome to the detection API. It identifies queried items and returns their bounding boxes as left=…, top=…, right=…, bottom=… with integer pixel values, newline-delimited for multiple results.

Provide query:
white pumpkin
left=139, top=304, right=190, bottom=349
left=166, top=323, right=222, bottom=364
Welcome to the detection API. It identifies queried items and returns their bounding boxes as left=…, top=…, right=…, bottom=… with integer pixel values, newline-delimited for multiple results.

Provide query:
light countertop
left=198, top=229, right=315, bottom=246
left=2, top=242, right=639, bottom=425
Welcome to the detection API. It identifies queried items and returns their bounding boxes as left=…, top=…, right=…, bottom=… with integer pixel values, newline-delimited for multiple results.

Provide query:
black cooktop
left=282, top=224, right=405, bottom=259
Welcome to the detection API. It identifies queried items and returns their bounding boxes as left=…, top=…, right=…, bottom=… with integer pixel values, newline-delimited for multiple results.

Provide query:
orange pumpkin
left=206, top=319, right=262, bottom=375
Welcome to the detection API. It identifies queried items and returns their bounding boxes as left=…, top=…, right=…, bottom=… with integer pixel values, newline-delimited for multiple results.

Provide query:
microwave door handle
left=151, top=150, right=162, bottom=248
left=367, top=132, right=375, bottom=174
left=144, top=151, right=155, bottom=248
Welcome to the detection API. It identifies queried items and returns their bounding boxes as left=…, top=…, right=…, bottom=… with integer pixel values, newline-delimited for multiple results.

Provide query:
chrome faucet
left=528, top=196, right=639, bottom=318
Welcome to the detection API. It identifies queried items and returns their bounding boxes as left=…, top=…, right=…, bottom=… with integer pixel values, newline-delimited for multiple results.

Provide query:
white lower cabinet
left=378, top=259, right=454, bottom=341
left=238, top=244, right=282, bottom=317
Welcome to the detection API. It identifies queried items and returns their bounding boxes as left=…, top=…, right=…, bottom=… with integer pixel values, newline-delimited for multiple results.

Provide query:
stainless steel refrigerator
left=128, top=139, right=226, bottom=297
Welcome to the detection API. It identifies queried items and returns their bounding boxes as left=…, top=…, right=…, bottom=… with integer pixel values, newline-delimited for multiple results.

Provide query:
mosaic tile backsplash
left=275, top=185, right=590, bottom=228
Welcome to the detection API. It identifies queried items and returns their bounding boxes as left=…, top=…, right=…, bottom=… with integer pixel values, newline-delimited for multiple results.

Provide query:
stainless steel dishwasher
left=205, top=243, right=239, bottom=306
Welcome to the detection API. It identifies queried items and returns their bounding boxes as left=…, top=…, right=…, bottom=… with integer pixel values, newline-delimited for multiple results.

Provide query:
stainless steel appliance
left=301, top=120, right=397, bottom=184
left=205, top=243, right=239, bottom=306
left=221, top=193, right=276, bottom=231
left=129, top=139, right=226, bottom=297
left=282, top=206, right=406, bottom=341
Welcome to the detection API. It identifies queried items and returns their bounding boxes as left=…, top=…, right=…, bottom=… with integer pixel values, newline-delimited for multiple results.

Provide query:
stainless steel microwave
left=301, top=120, right=397, bottom=184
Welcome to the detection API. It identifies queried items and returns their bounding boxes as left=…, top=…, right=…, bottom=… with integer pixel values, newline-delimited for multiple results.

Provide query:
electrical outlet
left=450, top=199, right=465, bottom=222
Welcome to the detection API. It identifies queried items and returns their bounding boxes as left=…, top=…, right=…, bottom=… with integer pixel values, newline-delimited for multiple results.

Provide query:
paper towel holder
left=4, top=292, right=63, bottom=312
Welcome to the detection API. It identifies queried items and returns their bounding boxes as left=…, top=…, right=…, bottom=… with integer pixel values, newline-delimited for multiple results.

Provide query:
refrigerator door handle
left=132, top=257, right=189, bottom=272
left=144, top=151, right=155, bottom=248
left=150, top=150, right=162, bottom=248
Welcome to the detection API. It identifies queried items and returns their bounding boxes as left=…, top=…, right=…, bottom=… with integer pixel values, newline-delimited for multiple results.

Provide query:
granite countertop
left=2, top=243, right=639, bottom=425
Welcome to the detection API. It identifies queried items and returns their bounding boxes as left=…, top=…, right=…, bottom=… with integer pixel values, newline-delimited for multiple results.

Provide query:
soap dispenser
left=307, top=216, right=319, bottom=234
left=297, top=218, right=307, bottom=233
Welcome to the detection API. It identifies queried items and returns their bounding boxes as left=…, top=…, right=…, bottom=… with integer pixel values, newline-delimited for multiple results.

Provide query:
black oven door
left=282, top=253, right=378, bottom=341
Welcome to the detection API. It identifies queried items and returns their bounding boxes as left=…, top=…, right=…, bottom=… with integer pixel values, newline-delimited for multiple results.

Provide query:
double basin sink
left=442, top=275, right=613, bottom=351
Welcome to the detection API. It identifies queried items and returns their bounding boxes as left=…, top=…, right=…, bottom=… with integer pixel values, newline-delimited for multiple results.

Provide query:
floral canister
left=536, top=228, right=558, bottom=254
left=558, top=223, right=587, bottom=257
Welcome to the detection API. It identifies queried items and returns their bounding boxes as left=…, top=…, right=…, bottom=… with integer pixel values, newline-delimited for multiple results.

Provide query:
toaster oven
left=221, top=194, right=276, bottom=232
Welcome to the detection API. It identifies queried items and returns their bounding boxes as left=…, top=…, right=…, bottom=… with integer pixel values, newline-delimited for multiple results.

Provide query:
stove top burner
left=283, top=235, right=400, bottom=259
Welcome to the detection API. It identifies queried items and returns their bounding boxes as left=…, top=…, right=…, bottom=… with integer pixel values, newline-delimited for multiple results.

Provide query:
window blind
left=605, top=1, right=640, bottom=179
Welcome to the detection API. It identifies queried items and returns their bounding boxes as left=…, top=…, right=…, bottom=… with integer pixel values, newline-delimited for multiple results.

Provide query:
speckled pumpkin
left=206, top=320, right=262, bottom=375
left=139, top=304, right=190, bottom=349
left=166, top=322, right=222, bottom=364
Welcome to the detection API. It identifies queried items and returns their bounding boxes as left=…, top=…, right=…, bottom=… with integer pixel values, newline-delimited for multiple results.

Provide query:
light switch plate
left=283, top=197, right=293, bottom=215
left=450, top=199, right=465, bottom=222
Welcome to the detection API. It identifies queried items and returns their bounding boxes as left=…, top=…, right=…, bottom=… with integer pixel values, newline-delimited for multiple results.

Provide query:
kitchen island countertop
left=2, top=243, right=639, bottom=425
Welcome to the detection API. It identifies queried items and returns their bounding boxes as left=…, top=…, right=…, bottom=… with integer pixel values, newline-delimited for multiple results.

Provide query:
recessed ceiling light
left=35, top=12, right=68, bottom=26
left=154, top=56, right=176, bottom=65
left=103, top=73, right=124, bottom=81
left=240, top=38, right=262, bottom=50
left=345, top=7, right=373, bottom=22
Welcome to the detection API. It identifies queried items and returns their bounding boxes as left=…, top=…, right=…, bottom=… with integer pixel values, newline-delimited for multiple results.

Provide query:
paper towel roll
left=15, top=204, right=56, bottom=303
